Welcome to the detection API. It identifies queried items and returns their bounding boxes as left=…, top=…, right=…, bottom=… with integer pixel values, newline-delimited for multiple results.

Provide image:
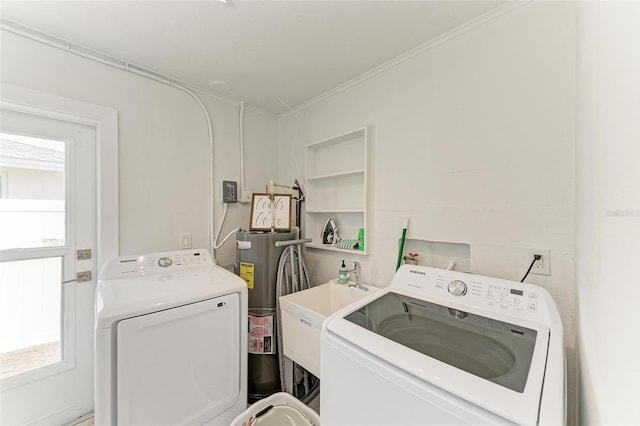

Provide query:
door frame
left=1, top=83, right=119, bottom=270
left=0, top=84, right=118, bottom=417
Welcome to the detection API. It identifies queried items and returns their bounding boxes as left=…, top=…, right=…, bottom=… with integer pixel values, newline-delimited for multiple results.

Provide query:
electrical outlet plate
left=222, top=180, right=238, bottom=203
left=527, top=248, right=550, bottom=276
left=180, top=233, right=192, bottom=249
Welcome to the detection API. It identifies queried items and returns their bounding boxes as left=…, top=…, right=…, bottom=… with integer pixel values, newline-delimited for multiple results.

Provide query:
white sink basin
left=279, top=280, right=378, bottom=377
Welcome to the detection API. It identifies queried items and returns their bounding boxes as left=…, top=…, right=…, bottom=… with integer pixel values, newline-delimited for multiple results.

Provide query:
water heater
left=235, top=230, right=296, bottom=402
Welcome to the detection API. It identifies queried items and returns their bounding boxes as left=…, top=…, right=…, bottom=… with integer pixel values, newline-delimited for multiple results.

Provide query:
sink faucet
left=347, top=261, right=367, bottom=291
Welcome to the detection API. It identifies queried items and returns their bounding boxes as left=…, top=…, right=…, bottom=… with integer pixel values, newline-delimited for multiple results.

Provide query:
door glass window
left=0, top=131, right=66, bottom=379
left=0, top=132, right=65, bottom=250
left=344, top=292, right=539, bottom=392
left=0, top=257, right=63, bottom=379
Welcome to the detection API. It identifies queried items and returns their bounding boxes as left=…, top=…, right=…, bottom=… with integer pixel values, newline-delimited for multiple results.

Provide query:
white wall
left=1, top=30, right=279, bottom=267
left=576, top=2, right=640, bottom=424
left=279, top=2, right=578, bottom=422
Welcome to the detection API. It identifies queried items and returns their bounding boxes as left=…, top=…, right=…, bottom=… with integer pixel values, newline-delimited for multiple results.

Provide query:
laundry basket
left=230, top=392, right=320, bottom=426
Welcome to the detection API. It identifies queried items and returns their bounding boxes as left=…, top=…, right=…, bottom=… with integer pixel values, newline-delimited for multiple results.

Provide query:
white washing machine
left=321, top=265, right=565, bottom=425
left=95, top=249, right=247, bottom=426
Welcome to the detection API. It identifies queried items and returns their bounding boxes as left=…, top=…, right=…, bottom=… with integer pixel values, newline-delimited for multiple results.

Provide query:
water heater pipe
left=171, top=85, right=215, bottom=256
left=269, top=179, right=276, bottom=232
left=239, top=101, right=247, bottom=200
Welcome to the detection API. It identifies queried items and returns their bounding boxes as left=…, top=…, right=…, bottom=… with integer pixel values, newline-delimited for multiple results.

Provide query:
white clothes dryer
left=95, top=249, right=247, bottom=426
left=321, top=265, right=565, bottom=425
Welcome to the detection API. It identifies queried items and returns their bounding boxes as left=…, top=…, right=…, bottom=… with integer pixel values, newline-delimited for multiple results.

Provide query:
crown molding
left=278, top=1, right=529, bottom=120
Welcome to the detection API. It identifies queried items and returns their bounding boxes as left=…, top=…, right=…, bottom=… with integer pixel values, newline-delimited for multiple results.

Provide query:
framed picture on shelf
left=249, top=193, right=292, bottom=231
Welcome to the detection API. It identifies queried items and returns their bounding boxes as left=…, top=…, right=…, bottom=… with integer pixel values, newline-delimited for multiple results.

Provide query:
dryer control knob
left=447, top=280, right=467, bottom=296
left=158, top=257, right=172, bottom=268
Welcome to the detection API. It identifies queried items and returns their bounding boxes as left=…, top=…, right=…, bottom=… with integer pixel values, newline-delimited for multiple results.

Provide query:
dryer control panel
left=99, top=249, right=213, bottom=279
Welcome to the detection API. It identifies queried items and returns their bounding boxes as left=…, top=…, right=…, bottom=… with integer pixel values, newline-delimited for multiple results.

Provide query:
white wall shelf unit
left=304, top=127, right=368, bottom=255
left=306, top=169, right=365, bottom=181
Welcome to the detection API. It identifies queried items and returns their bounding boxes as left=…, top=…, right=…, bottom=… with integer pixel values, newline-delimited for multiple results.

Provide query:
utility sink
left=279, top=280, right=378, bottom=377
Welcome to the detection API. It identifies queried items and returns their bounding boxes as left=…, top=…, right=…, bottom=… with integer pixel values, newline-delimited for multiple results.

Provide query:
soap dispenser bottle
left=338, top=260, right=349, bottom=284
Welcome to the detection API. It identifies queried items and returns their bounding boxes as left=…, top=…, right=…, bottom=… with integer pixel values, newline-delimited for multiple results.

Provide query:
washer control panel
left=404, top=266, right=545, bottom=317
left=440, top=277, right=539, bottom=313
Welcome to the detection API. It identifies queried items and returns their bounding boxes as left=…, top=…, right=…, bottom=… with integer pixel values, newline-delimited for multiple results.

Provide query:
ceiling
left=1, top=1, right=504, bottom=115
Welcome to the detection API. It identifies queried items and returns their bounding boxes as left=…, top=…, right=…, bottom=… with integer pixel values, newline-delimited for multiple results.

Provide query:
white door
left=0, top=107, right=97, bottom=425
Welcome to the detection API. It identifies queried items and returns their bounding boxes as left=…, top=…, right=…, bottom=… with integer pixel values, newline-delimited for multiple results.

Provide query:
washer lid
left=325, top=288, right=550, bottom=425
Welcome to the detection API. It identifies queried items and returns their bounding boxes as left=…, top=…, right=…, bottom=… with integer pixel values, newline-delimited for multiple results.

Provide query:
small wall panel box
left=305, top=127, right=369, bottom=255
